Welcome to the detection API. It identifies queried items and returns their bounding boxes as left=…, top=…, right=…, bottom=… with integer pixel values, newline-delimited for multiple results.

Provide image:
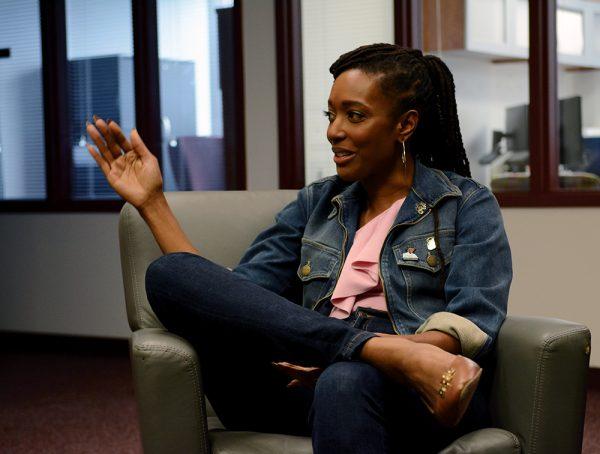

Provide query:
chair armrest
left=439, top=428, right=521, bottom=454
left=130, top=328, right=210, bottom=454
left=491, top=315, right=591, bottom=454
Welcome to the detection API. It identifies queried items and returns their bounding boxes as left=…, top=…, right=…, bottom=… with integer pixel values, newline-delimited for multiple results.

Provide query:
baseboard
left=0, top=330, right=128, bottom=355
left=588, top=367, right=600, bottom=390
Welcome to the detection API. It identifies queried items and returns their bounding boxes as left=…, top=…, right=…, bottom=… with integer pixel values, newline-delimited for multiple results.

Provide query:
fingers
left=86, top=121, right=115, bottom=167
left=86, top=143, right=110, bottom=177
left=272, top=362, right=302, bottom=372
left=274, top=362, right=319, bottom=372
left=130, top=128, right=151, bottom=159
left=107, top=120, right=133, bottom=153
left=88, top=114, right=150, bottom=162
left=92, top=115, right=123, bottom=159
left=286, top=379, right=301, bottom=388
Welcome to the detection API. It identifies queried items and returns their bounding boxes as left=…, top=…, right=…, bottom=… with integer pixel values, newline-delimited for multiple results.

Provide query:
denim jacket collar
left=330, top=160, right=462, bottom=226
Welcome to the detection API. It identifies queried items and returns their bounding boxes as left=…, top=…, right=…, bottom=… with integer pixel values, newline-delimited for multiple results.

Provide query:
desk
left=491, top=171, right=600, bottom=192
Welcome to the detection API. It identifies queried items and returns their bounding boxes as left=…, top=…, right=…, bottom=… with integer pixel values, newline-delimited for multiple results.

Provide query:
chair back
left=119, top=190, right=298, bottom=331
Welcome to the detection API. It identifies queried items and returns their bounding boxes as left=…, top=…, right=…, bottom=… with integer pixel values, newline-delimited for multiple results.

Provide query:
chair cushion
left=439, top=428, right=521, bottom=453
left=209, top=430, right=312, bottom=454
left=207, top=427, right=520, bottom=454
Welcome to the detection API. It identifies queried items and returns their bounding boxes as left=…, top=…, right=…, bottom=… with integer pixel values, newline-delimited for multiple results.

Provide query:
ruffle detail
left=330, top=197, right=405, bottom=319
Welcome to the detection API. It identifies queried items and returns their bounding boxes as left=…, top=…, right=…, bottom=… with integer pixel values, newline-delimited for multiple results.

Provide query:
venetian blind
left=0, top=0, right=46, bottom=200
left=66, top=0, right=134, bottom=200
left=301, top=0, right=394, bottom=184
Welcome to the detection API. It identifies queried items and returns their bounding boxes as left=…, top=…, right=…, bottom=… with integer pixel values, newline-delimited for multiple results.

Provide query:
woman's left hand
left=272, top=362, right=323, bottom=389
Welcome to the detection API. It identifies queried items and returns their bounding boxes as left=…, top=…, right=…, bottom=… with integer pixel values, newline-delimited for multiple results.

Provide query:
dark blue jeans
left=145, top=252, right=488, bottom=453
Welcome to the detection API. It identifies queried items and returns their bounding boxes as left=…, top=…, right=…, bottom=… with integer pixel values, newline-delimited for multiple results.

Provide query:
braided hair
left=329, top=44, right=471, bottom=178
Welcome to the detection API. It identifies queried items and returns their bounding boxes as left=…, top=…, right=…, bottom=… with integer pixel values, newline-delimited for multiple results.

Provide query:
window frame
left=275, top=0, right=305, bottom=189
left=275, top=0, right=600, bottom=206
left=0, top=0, right=246, bottom=213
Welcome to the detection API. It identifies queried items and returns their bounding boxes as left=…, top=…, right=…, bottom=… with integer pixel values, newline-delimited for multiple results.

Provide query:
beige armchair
left=119, top=191, right=591, bottom=454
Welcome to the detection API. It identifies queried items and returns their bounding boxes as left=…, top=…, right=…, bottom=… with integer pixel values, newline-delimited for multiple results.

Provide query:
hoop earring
left=401, top=141, right=407, bottom=167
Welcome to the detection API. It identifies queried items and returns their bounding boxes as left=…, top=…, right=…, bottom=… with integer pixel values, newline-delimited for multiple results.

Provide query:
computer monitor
left=503, top=96, right=583, bottom=169
left=505, top=104, right=529, bottom=152
left=559, top=96, right=583, bottom=170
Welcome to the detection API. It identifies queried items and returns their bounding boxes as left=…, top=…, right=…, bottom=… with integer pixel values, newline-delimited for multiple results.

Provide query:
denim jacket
left=233, top=161, right=512, bottom=360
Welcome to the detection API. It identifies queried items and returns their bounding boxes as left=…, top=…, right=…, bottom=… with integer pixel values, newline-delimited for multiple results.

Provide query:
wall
left=502, top=208, right=599, bottom=366
left=0, top=213, right=128, bottom=338
left=1, top=207, right=598, bottom=365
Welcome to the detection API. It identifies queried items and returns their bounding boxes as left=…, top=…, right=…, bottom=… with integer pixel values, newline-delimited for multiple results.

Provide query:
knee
left=314, top=361, right=385, bottom=406
left=145, top=252, right=194, bottom=316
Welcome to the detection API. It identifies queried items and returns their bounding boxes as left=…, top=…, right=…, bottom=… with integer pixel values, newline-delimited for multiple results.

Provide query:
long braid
left=423, top=55, right=471, bottom=177
left=329, top=44, right=471, bottom=177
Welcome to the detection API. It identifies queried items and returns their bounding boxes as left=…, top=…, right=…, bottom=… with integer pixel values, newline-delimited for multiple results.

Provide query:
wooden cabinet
left=422, top=0, right=600, bottom=68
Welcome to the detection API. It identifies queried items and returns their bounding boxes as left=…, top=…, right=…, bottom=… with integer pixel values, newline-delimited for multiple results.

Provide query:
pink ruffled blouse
left=329, top=197, right=406, bottom=319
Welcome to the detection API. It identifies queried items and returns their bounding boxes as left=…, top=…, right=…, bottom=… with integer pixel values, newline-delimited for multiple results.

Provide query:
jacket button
left=301, top=261, right=311, bottom=276
left=426, top=254, right=438, bottom=267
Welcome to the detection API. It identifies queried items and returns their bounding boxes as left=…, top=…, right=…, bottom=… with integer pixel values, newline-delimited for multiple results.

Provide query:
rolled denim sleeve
left=231, top=187, right=309, bottom=297
left=418, top=186, right=512, bottom=360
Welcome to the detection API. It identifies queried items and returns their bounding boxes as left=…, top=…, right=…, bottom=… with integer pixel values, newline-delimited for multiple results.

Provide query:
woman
left=86, top=44, right=511, bottom=453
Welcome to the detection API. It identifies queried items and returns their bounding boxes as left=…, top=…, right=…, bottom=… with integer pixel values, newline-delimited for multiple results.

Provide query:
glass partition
left=66, top=0, right=135, bottom=200
left=422, top=0, right=531, bottom=192
left=556, top=0, right=600, bottom=191
left=157, top=0, right=235, bottom=191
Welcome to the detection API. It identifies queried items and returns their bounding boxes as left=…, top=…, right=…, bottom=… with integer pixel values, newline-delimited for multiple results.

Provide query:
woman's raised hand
left=86, top=116, right=164, bottom=210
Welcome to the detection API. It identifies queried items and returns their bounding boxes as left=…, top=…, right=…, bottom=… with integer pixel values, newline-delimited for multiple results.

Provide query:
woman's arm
left=87, top=117, right=200, bottom=256
left=138, top=194, right=200, bottom=255
left=416, top=184, right=512, bottom=360
left=402, top=331, right=461, bottom=354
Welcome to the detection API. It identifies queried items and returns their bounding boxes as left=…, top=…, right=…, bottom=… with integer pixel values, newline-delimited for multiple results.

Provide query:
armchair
left=119, top=191, right=591, bottom=454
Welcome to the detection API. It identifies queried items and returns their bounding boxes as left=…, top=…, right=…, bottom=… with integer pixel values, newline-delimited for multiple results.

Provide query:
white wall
left=503, top=208, right=599, bottom=366
left=0, top=213, right=128, bottom=337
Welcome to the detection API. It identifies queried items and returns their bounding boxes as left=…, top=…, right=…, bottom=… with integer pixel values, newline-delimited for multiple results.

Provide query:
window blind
left=301, top=0, right=394, bottom=184
left=66, top=0, right=134, bottom=200
left=0, top=0, right=46, bottom=200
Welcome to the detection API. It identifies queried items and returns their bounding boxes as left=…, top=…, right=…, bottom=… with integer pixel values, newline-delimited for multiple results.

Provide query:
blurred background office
left=1, top=0, right=599, bottom=452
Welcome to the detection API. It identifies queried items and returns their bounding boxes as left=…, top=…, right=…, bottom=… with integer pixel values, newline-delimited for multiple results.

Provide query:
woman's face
left=325, top=68, right=406, bottom=183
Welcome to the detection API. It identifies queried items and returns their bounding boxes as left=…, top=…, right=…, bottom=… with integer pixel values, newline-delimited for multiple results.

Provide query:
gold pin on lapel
left=416, top=202, right=427, bottom=215
left=301, top=260, right=311, bottom=276
left=426, top=254, right=439, bottom=267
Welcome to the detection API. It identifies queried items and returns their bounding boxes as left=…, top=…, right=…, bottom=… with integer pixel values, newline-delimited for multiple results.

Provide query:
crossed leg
left=144, top=252, right=488, bottom=452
